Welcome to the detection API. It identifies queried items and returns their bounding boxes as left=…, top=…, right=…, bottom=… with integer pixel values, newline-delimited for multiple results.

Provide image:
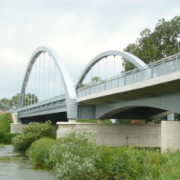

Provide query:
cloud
left=0, top=0, right=179, bottom=99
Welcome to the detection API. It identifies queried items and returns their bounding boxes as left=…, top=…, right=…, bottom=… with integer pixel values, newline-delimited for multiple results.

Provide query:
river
left=0, top=145, right=56, bottom=180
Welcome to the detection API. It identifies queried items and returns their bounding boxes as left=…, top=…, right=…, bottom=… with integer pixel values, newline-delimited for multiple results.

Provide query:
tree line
left=123, top=16, right=180, bottom=71
left=0, top=93, right=38, bottom=111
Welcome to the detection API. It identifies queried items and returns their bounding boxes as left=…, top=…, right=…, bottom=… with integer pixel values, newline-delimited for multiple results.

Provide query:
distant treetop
left=123, top=16, right=180, bottom=71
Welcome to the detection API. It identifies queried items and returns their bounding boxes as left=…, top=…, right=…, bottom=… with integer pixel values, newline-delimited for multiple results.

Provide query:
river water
left=0, top=145, right=56, bottom=180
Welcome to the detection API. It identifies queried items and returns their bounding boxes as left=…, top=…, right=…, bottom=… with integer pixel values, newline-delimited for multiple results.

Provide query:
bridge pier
left=68, top=119, right=76, bottom=123
left=10, top=123, right=26, bottom=134
left=161, top=121, right=180, bottom=151
left=10, top=120, right=180, bottom=150
left=56, top=121, right=180, bottom=150
left=56, top=122, right=161, bottom=147
left=98, top=119, right=105, bottom=124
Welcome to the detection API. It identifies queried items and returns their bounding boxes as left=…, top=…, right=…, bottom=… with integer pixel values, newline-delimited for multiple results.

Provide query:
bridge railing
left=77, top=53, right=180, bottom=97
left=19, top=94, right=65, bottom=111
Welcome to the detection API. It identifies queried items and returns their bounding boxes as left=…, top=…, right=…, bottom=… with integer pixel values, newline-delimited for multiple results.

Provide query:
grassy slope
left=0, top=113, right=15, bottom=144
left=0, top=113, right=12, bottom=133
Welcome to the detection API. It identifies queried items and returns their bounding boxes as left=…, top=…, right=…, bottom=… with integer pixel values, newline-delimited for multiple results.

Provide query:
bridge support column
left=68, top=119, right=76, bottom=123
left=98, top=119, right=105, bottom=124
left=167, top=113, right=174, bottom=120
left=56, top=122, right=161, bottom=147
left=161, top=121, right=180, bottom=151
left=10, top=123, right=26, bottom=134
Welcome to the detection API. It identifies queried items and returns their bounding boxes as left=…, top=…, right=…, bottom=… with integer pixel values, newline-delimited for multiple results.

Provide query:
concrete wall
left=57, top=122, right=161, bottom=147
left=11, top=113, right=18, bottom=123
left=10, top=120, right=180, bottom=150
left=161, top=121, right=180, bottom=151
left=10, top=123, right=26, bottom=134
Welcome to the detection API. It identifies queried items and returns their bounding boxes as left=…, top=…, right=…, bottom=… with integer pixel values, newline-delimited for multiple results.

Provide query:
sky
left=0, top=0, right=179, bottom=99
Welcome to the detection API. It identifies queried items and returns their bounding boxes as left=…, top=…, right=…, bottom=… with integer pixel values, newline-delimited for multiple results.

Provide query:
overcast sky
left=0, top=0, right=179, bottom=99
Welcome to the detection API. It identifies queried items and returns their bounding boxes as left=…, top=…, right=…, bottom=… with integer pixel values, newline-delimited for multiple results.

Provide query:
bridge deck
left=77, top=71, right=180, bottom=105
left=77, top=53, right=180, bottom=99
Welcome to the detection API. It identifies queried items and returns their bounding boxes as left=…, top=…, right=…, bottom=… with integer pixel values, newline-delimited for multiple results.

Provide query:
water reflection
left=0, top=145, right=56, bottom=180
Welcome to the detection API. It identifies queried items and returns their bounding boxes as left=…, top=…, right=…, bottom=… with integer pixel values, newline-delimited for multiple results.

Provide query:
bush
left=106, top=147, right=147, bottom=179
left=0, top=113, right=15, bottom=144
left=97, top=146, right=180, bottom=180
left=15, top=126, right=180, bottom=179
left=159, top=150, right=180, bottom=180
left=12, top=121, right=54, bottom=152
left=0, top=133, right=17, bottom=144
left=0, top=113, right=12, bottom=133
left=0, top=143, right=5, bottom=148
left=0, top=131, right=4, bottom=143
left=27, top=137, right=55, bottom=167
left=48, top=130, right=102, bottom=180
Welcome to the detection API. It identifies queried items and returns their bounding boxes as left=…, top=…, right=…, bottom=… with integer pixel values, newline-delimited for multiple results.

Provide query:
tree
left=0, top=98, right=10, bottom=111
left=9, top=93, right=20, bottom=111
left=91, top=76, right=103, bottom=83
left=123, top=16, right=180, bottom=120
left=23, top=93, right=38, bottom=106
left=123, top=16, right=180, bottom=71
left=0, top=93, right=39, bottom=112
left=80, top=76, right=103, bottom=88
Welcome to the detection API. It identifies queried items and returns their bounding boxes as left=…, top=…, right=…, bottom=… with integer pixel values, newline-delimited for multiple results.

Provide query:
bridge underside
left=78, top=105, right=171, bottom=120
left=20, top=112, right=68, bottom=124
left=101, top=107, right=170, bottom=120
left=77, top=72, right=180, bottom=120
left=18, top=98, right=68, bottom=124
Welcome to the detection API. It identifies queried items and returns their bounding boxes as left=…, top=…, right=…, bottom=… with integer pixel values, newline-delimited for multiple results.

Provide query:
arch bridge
left=18, top=47, right=77, bottom=123
left=18, top=46, right=180, bottom=123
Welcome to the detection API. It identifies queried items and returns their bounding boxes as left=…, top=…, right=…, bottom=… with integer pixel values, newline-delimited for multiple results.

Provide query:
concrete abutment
left=161, top=121, right=180, bottom=151
left=56, top=121, right=180, bottom=150
left=57, top=122, right=161, bottom=147
left=10, top=120, right=180, bottom=150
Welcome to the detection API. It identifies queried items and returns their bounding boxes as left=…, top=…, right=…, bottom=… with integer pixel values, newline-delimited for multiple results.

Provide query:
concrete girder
left=95, top=93, right=180, bottom=120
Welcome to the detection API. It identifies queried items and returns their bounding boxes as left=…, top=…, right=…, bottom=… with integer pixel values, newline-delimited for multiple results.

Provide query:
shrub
left=0, top=131, right=17, bottom=144
left=98, top=147, right=180, bottom=179
left=48, top=130, right=102, bottom=180
left=12, top=121, right=54, bottom=152
left=0, top=113, right=14, bottom=144
left=0, top=131, right=4, bottom=143
left=1, top=133, right=17, bottom=144
left=97, top=146, right=166, bottom=179
left=106, top=147, right=145, bottom=179
left=159, top=150, right=180, bottom=180
left=54, top=153, right=100, bottom=180
left=27, top=137, right=55, bottom=167
left=0, top=113, right=12, bottom=133
left=0, top=143, right=5, bottom=148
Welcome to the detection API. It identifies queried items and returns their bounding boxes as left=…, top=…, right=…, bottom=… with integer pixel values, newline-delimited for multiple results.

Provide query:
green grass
left=0, top=143, right=5, bottom=148
left=76, top=119, right=112, bottom=123
left=97, top=146, right=180, bottom=179
left=27, top=137, right=56, bottom=167
left=24, top=130, right=180, bottom=179
left=0, top=113, right=15, bottom=144
left=0, top=113, right=12, bottom=133
left=76, top=119, right=98, bottom=123
left=105, top=119, right=112, bottom=123
left=12, top=121, right=55, bottom=152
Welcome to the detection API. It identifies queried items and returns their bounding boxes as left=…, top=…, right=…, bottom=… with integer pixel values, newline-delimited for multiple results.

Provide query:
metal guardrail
left=77, top=53, right=180, bottom=97
left=19, top=94, right=65, bottom=110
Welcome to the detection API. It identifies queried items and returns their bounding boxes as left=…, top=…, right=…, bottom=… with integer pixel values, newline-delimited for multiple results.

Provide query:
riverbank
left=11, top=120, right=180, bottom=179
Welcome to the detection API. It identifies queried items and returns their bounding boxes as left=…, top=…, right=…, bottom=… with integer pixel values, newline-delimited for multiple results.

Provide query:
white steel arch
left=18, top=46, right=77, bottom=120
left=76, top=50, right=148, bottom=89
